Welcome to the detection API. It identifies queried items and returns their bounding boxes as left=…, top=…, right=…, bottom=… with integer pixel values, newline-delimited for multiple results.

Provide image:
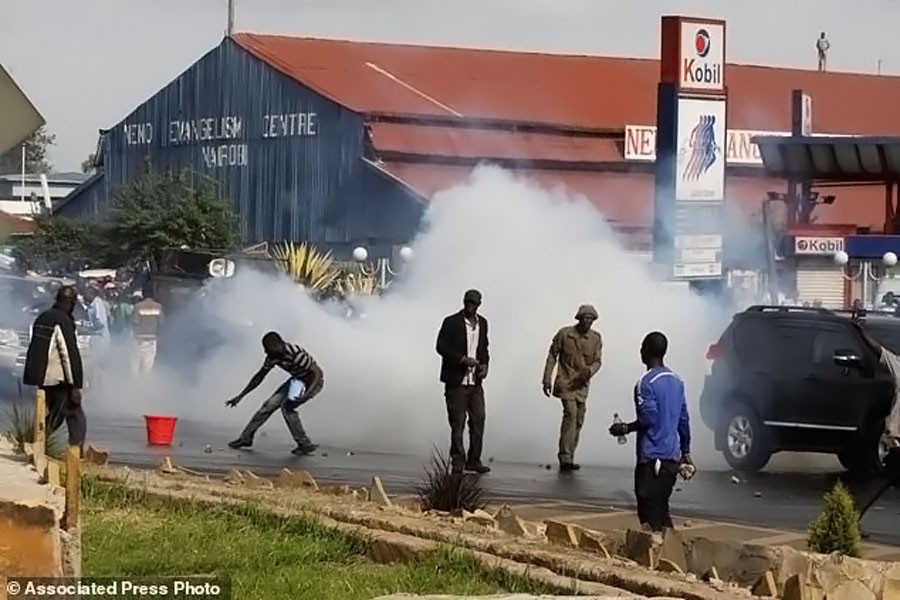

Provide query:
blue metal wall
left=56, top=38, right=424, bottom=249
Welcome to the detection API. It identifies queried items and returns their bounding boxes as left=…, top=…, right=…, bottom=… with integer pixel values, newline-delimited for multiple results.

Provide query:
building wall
left=57, top=39, right=424, bottom=249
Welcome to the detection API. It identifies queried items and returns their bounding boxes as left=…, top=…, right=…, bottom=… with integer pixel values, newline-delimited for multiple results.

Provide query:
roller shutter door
left=795, top=260, right=845, bottom=308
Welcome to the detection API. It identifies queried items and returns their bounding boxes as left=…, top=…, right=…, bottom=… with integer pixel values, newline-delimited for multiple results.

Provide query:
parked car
left=700, top=305, right=900, bottom=476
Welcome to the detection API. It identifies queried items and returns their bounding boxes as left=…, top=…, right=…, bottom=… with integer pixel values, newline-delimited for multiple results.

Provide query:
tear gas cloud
left=94, top=166, right=734, bottom=469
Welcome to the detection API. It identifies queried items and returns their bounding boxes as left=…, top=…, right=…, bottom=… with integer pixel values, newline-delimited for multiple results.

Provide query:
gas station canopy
left=0, top=63, right=44, bottom=155
left=753, top=135, right=900, bottom=182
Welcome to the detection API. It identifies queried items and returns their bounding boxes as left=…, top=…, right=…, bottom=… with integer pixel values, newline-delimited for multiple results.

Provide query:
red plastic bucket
left=144, top=415, right=178, bottom=446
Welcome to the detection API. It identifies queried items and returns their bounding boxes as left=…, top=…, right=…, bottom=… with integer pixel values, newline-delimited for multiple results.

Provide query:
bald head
left=55, top=286, right=77, bottom=314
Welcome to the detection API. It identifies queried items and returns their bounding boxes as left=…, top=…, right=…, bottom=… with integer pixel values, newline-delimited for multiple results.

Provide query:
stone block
left=657, top=558, right=683, bottom=573
left=659, top=528, right=686, bottom=572
left=275, top=468, right=317, bottom=491
left=463, top=509, right=496, bottom=528
left=365, top=531, right=435, bottom=564
left=751, top=570, right=777, bottom=597
left=494, top=505, right=529, bottom=537
left=369, top=476, right=392, bottom=507
left=242, top=470, right=274, bottom=489
left=826, top=579, right=876, bottom=600
left=574, top=528, right=611, bottom=559
left=782, top=573, right=825, bottom=600
left=83, top=445, right=108, bottom=466
left=624, top=529, right=658, bottom=568
left=544, top=519, right=578, bottom=547
left=43, top=460, right=61, bottom=487
left=884, top=565, right=900, bottom=600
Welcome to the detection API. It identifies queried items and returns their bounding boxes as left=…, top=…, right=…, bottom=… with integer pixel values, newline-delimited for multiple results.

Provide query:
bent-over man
left=436, top=289, right=490, bottom=474
left=543, top=304, right=603, bottom=471
left=23, top=286, right=86, bottom=451
left=609, top=332, right=692, bottom=532
left=226, top=331, right=324, bottom=456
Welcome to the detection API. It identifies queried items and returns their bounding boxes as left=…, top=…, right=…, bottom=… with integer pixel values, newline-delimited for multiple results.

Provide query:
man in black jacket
left=436, top=289, right=490, bottom=474
left=23, top=286, right=86, bottom=450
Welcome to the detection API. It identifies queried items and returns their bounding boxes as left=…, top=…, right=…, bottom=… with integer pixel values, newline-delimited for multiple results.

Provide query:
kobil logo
left=683, top=26, right=722, bottom=87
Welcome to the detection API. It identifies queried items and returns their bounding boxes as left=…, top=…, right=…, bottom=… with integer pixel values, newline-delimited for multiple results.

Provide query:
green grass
left=83, top=479, right=561, bottom=599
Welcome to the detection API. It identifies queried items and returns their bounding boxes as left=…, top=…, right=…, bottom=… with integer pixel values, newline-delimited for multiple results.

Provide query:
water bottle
left=613, top=413, right=627, bottom=445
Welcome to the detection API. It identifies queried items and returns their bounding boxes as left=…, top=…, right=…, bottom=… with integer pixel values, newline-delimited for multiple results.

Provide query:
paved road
left=78, top=414, right=900, bottom=547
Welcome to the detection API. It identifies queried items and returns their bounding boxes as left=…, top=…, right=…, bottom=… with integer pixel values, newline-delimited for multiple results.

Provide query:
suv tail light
left=706, top=343, right=721, bottom=360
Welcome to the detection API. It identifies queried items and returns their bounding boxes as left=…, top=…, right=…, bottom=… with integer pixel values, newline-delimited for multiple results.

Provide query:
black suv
left=700, top=305, right=900, bottom=475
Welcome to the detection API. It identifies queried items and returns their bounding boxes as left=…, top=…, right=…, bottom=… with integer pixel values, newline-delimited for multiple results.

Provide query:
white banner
left=673, top=262, right=723, bottom=278
left=675, top=96, right=726, bottom=202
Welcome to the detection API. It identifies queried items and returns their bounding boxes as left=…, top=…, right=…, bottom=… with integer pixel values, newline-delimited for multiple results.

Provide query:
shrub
left=415, top=446, right=487, bottom=514
left=807, top=480, right=863, bottom=557
left=3, top=402, right=65, bottom=460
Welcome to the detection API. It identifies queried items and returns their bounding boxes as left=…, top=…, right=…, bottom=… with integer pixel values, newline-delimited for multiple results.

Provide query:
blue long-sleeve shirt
left=633, top=366, right=691, bottom=463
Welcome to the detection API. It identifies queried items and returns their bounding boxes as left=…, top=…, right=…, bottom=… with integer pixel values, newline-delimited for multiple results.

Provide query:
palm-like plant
left=272, top=242, right=342, bottom=292
left=338, top=273, right=379, bottom=296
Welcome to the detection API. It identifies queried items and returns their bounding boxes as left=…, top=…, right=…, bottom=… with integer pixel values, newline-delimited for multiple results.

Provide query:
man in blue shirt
left=609, top=331, right=692, bottom=532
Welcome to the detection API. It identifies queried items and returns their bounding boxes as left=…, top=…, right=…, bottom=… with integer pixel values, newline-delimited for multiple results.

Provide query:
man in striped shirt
left=226, top=331, right=324, bottom=455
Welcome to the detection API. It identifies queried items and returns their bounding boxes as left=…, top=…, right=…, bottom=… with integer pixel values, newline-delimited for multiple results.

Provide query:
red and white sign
left=624, top=126, right=854, bottom=166
left=679, top=21, right=725, bottom=92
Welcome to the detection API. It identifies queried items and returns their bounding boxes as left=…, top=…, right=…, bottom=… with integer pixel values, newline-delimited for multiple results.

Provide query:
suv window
left=812, top=323, right=863, bottom=366
left=733, top=319, right=776, bottom=369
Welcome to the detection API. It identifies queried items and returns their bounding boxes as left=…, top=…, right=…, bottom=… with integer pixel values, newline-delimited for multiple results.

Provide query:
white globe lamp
left=833, top=250, right=849, bottom=266
left=352, top=246, right=368, bottom=262
left=398, top=246, right=413, bottom=261
left=884, top=251, right=898, bottom=267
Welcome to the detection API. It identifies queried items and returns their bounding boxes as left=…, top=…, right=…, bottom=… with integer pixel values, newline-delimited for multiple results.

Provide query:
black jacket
left=23, top=305, right=84, bottom=389
left=436, top=310, right=489, bottom=386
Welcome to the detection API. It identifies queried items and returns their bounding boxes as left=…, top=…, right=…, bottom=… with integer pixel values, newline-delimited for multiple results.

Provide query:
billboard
left=0, top=64, right=44, bottom=155
left=678, top=21, right=725, bottom=92
left=674, top=96, right=726, bottom=202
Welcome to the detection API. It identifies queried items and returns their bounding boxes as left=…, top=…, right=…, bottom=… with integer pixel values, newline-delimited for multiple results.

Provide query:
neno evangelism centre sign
left=119, top=111, right=320, bottom=170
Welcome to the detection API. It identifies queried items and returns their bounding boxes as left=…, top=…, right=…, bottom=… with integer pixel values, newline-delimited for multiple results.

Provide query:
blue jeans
left=237, top=378, right=312, bottom=446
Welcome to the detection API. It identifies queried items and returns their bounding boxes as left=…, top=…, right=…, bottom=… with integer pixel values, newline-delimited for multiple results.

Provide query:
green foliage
left=81, top=152, right=97, bottom=174
left=110, top=169, right=239, bottom=262
left=19, top=213, right=113, bottom=269
left=807, top=480, right=863, bottom=557
left=3, top=402, right=64, bottom=460
left=0, top=126, right=55, bottom=175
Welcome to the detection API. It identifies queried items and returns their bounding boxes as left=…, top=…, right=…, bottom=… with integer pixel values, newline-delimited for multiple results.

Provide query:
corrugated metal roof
left=382, top=161, right=889, bottom=230
left=231, top=33, right=900, bottom=134
left=368, top=122, right=621, bottom=163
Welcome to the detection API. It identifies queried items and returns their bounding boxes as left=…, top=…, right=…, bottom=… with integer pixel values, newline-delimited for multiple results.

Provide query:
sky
left=2, top=0, right=900, bottom=171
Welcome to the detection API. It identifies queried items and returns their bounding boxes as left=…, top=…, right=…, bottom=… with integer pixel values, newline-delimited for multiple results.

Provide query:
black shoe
left=559, top=462, right=581, bottom=472
left=291, top=443, right=319, bottom=456
left=228, top=438, right=252, bottom=449
left=465, top=463, right=491, bottom=474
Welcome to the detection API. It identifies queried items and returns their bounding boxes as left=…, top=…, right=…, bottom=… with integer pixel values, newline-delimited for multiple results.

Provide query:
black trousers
left=43, top=384, right=87, bottom=448
left=634, top=459, right=678, bottom=532
left=445, top=384, right=485, bottom=470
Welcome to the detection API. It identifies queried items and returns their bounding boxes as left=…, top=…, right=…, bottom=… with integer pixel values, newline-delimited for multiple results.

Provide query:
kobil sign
left=680, top=22, right=725, bottom=91
left=794, top=237, right=845, bottom=256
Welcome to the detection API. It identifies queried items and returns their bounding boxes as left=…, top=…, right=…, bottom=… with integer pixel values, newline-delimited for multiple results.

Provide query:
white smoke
left=94, top=165, right=733, bottom=469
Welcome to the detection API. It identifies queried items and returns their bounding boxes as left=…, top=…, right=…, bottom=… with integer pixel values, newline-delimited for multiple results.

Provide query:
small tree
left=20, top=213, right=113, bottom=270
left=0, top=126, right=55, bottom=175
left=110, top=169, right=239, bottom=262
left=81, top=152, right=97, bottom=174
left=807, top=480, right=863, bottom=557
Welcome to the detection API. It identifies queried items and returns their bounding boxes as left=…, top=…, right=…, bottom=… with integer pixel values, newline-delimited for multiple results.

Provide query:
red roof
left=232, top=33, right=900, bottom=135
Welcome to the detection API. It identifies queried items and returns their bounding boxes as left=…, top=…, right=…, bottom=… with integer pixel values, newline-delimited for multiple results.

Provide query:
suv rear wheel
left=837, top=417, right=888, bottom=477
left=719, top=403, right=771, bottom=472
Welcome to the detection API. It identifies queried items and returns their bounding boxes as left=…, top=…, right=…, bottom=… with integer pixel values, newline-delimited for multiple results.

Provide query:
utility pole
left=878, top=59, right=884, bottom=75
left=226, top=0, right=235, bottom=36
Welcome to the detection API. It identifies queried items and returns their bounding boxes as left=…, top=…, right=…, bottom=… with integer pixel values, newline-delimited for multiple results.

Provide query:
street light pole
left=352, top=245, right=413, bottom=291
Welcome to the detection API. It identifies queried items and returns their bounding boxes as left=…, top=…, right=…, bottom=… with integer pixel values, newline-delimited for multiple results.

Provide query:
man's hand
left=608, top=422, right=629, bottom=437
left=851, top=312, right=865, bottom=329
left=476, top=364, right=488, bottom=379
left=461, top=356, right=478, bottom=368
left=225, top=396, right=242, bottom=408
left=542, top=382, right=552, bottom=397
left=680, top=453, right=693, bottom=465
left=69, top=388, right=82, bottom=406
